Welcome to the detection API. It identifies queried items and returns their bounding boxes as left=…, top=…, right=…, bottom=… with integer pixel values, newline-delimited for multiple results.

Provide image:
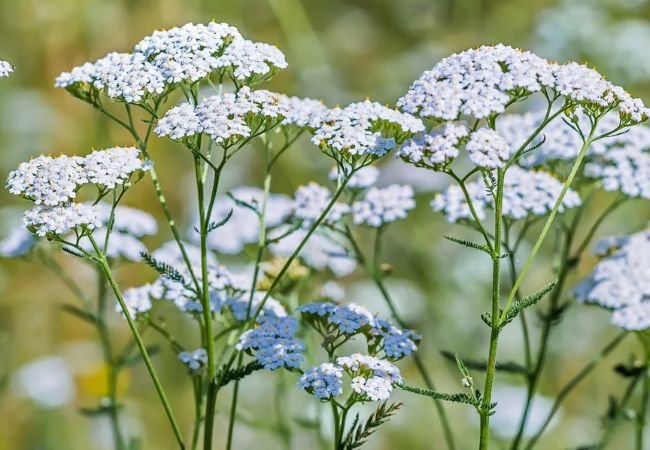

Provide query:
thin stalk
left=636, top=341, right=650, bottom=450
left=345, top=226, right=456, bottom=450
left=512, top=192, right=623, bottom=449
left=479, top=168, right=505, bottom=450
left=88, top=236, right=185, bottom=449
left=105, top=102, right=201, bottom=292
left=216, top=171, right=358, bottom=410
left=524, top=331, right=627, bottom=449
left=190, top=378, right=204, bottom=450
left=448, top=170, right=494, bottom=254
left=96, top=266, right=126, bottom=450
left=332, top=402, right=341, bottom=450
left=500, top=132, right=596, bottom=324
left=225, top=144, right=273, bottom=450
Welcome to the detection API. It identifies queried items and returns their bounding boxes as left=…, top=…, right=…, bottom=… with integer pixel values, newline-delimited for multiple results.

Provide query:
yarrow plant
left=3, top=23, right=650, bottom=450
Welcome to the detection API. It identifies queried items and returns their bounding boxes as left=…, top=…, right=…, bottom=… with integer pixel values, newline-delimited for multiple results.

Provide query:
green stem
left=96, top=267, right=126, bottom=450
left=332, top=402, right=341, bottom=450
left=500, top=132, right=596, bottom=324
left=636, top=340, right=650, bottom=450
left=599, top=373, right=643, bottom=448
left=225, top=139, right=274, bottom=450
left=89, top=237, right=185, bottom=449
left=479, top=168, right=505, bottom=450
left=347, top=227, right=456, bottom=450
left=512, top=193, right=622, bottom=450
left=523, top=331, right=627, bottom=449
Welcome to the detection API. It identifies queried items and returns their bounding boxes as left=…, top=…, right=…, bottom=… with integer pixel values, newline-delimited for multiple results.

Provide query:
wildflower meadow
left=0, top=1, right=649, bottom=449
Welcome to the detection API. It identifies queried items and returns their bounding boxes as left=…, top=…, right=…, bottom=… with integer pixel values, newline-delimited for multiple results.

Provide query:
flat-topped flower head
left=575, top=229, right=650, bottom=311
left=120, top=284, right=156, bottom=317
left=155, top=87, right=288, bottom=144
left=611, top=303, right=650, bottom=331
left=23, top=203, right=100, bottom=237
left=55, top=52, right=165, bottom=103
left=0, top=60, right=13, bottom=78
left=585, top=146, right=650, bottom=199
left=292, top=182, right=350, bottom=226
left=351, top=184, right=415, bottom=227
left=83, top=147, right=149, bottom=190
left=398, top=123, right=469, bottom=169
left=215, top=38, right=287, bottom=84
left=466, top=128, right=510, bottom=169
left=7, top=155, right=87, bottom=206
left=298, top=363, right=344, bottom=400
left=133, top=22, right=242, bottom=84
left=371, top=319, right=420, bottom=360
left=281, top=96, right=328, bottom=128
left=432, top=166, right=581, bottom=222
left=398, top=44, right=649, bottom=123
left=237, top=316, right=304, bottom=370
left=312, top=100, right=424, bottom=161
left=57, top=22, right=287, bottom=103
left=337, top=353, right=402, bottom=401
left=178, top=348, right=208, bottom=371
left=298, top=301, right=376, bottom=335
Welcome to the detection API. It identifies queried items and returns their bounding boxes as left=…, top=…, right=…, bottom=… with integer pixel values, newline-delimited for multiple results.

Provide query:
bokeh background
left=1, top=0, right=650, bottom=449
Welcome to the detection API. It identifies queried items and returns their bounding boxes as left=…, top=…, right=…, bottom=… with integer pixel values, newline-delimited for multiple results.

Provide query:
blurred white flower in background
left=12, top=356, right=75, bottom=408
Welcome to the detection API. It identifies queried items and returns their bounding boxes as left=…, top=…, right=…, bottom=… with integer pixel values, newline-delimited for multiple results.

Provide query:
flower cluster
left=397, top=123, right=469, bottom=168
left=23, top=203, right=101, bottom=238
left=575, top=229, right=650, bottom=331
left=397, top=44, right=649, bottom=122
left=299, top=354, right=402, bottom=402
left=155, top=87, right=289, bottom=144
left=56, top=22, right=287, bottom=102
left=6, top=148, right=149, bottom=239
left=351, top=184, right=415, bottom=227
left=329, top=165, right=380, bottom=189
left=0, top=60, right=13, bottom=78
left=431, top=166, right=581, bottom=222
left=281, top=96, right=328, bottom=128
left=312, top=100, right=424, bottom=160
left=292, top=182, right=349, bottom=225
left=237, top=316, right=305, bottom=370
left=298, top=301, right=419, bottom=359
left=178, top=348, right=208, bottom=372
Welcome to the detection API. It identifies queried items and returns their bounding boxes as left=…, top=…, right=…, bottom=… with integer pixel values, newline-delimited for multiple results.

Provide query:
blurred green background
left=1, top=0, right=650, bottom=449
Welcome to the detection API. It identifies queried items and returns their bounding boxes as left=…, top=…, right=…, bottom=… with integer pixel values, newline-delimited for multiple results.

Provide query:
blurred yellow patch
left=77, top=363, right=130, bottom=397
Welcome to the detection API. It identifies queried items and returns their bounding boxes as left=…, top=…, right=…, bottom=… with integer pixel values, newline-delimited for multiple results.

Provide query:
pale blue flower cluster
left=237, top=316, right=304, bottom=370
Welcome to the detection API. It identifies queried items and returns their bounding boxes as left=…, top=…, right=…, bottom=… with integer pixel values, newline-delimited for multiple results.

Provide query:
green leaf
left=141, top=252, right=186, bottom=284
left=342, top=402, right=402, bottom=449
left=501, top=280, right=557, bottom=328
left=205, top=209, right=233, bottom=234
left=440, top=350, right=529, bottom=375
left=216, top=361, right=262, bottom=387
left=61, top=304, right=97, bottom=324
left=443, top=235, right=491, bottom=255
left=396, top=383, right=479, bottom=407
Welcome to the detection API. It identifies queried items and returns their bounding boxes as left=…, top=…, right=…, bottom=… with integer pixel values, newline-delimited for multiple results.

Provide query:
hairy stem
left=479, top=168, right=505, bottom=450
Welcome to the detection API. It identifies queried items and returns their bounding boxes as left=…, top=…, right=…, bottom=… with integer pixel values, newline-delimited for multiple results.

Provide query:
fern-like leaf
left=141, top=252, right=186, bottom=284
left=501, top=280, right=557, bottom=327
left=440, top=351, right=529, bottom=375
left=216, top=361, right=262, bottom=387
left=444, top=235, right=491, bottom=255
left=396, top=384, right=480, bottom=406
left=342, top=402, right=402, bottom=449
left=206, top=209, right=233, bottom=234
